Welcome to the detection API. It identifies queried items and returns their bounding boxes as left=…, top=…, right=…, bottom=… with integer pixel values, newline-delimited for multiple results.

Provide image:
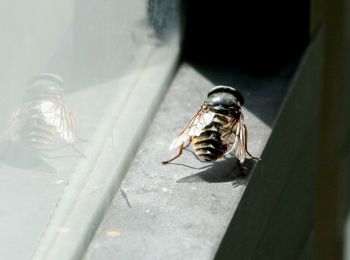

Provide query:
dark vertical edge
left=310, top=0, right=323, bottom=37
left=344, top=0, right=350, bottom=219
left=298, top=229, right=315, bottom=260
left=315, top=0, right=348, bottom=259
left=345, top=0, right=350, bottom=257
left=214, top=30, right=323, bottom=260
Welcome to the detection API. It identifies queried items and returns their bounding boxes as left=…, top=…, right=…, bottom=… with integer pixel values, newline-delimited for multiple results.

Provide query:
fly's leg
left=161, top=138, right=192, bottom=165
left=72, top=144, right=87, bottom=158
left=237, top=160, right=248, bottom=176
left=183, top=138, right=192, bottom=149
left=232, top=162, right=248, bottom=187
left=161, top=144, right=185, bottom=164
left=243, top=125, right=260, bottom=161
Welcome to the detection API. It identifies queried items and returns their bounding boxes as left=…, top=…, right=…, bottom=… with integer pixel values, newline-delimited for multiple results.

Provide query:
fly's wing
left=169, top=107, right=215, bottom=150
left=40, top=100, right=77, bottom=144
left=222, top=116, right=248, bottom=163
left=5, top=106, right=27, bottom=142
left=8, top=107, right=22, bottom=136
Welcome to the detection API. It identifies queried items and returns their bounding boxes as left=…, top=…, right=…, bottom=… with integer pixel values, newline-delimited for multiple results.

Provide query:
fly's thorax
left=206, top=85, right=244, bottom=119
left=207, top=98, right=242, bottom=120
left=27, top=73, right=64, bottom=101
left=207, top=85, right=244, bottom=105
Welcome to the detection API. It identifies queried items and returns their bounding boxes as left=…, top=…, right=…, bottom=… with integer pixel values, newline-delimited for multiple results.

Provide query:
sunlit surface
left=0, top=0, right=180, bottom=259
left=85, top=64, right=288, bottom=260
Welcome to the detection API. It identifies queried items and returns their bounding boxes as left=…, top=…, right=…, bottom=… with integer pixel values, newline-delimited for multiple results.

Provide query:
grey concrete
left=85, top=62, right=293, bottom=260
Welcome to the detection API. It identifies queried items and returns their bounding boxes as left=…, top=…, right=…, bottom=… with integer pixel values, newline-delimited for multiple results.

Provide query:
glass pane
left=0, top=0, right=180, bottom=259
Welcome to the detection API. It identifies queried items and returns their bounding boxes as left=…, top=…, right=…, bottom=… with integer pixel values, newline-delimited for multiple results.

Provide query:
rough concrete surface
left=85, top=63, right=293, bottom=260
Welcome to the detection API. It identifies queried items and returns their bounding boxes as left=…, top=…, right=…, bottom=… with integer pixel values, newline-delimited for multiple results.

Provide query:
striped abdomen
left=18, top=116, right=57, bottom=149
left=11, top=99, right=61, bottom=150
left=192, top=114, right=228, bottom=162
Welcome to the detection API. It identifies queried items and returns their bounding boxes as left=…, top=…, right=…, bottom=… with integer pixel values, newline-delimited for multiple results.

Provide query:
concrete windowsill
left=85, top=60, right=297, bottom=259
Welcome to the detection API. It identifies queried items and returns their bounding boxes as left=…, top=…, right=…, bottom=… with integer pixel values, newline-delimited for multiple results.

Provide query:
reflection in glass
left=0, top=73, right=81, bottom=172
left=10, top=73, right=76, bottom=150
left=0, top=0, right=180, bottom=259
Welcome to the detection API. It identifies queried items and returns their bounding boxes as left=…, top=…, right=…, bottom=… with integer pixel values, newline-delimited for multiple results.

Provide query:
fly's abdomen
left=18, top=117, right=57, bottom=149
left=192, top=119, right=227, bottom=162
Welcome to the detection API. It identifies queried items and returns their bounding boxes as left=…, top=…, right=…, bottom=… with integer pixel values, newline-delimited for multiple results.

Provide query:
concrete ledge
left=84, top=59, right=296, bottom=259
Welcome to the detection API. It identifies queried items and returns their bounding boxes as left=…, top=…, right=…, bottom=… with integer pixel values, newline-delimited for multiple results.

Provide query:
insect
left=161, top=85, right=259, bottom=170
left=8, top=73, right=77, bottom=151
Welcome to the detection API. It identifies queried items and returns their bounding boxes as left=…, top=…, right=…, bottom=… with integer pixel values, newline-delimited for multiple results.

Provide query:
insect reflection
left=9, top=73, right=77, bottom=150
left=0, top=73, right=84, bottom=171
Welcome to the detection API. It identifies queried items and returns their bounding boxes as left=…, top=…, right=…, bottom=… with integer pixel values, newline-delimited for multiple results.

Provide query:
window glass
left=0, top=1, right=180, bottom=258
